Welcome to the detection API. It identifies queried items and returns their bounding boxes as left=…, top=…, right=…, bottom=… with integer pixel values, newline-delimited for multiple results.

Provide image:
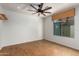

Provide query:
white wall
left=44, top=6, right=79, bottom=50
left=0, top=10, right=43, bottom=48
left=1, top=6, right=79, bottom=50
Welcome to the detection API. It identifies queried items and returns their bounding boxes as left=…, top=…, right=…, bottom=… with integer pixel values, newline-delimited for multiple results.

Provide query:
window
left=53, top=16, right=74, bottom=38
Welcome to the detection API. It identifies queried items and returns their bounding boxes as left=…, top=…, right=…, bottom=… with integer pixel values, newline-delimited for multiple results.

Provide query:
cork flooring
left=0, top=40, right=79, bottom=56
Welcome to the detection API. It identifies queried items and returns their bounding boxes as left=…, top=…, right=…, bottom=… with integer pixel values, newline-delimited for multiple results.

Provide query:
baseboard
left=1, top=39, right=43, bottom=49
left=44, top=39, right=79, bottom=51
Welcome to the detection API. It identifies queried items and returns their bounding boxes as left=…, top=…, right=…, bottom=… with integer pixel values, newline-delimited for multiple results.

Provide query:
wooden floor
left=0, top=40, right=79, bottom=56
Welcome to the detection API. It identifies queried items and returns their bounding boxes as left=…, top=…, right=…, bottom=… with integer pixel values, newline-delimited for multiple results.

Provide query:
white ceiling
left=0, top=3, right=79, bottom=17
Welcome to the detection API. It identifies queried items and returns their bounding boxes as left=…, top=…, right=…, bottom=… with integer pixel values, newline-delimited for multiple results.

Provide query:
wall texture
left=44, top=6, right=79, bottom=50
left=0, top=10, right=43, bottom=48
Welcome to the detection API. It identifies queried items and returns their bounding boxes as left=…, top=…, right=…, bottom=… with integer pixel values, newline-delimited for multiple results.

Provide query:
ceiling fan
left=28, top=3, right=52, bottom=16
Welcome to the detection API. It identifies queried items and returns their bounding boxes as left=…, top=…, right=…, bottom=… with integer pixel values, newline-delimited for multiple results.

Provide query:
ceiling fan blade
left=42, top=13, right=46, bottom=16
left=43, top=7, right=52, bottom=11
left=44, top=12, right=51, bottom=13
left=39, top=3, right=43, bottom=9
left=30, top=4, right=37, bottom=10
